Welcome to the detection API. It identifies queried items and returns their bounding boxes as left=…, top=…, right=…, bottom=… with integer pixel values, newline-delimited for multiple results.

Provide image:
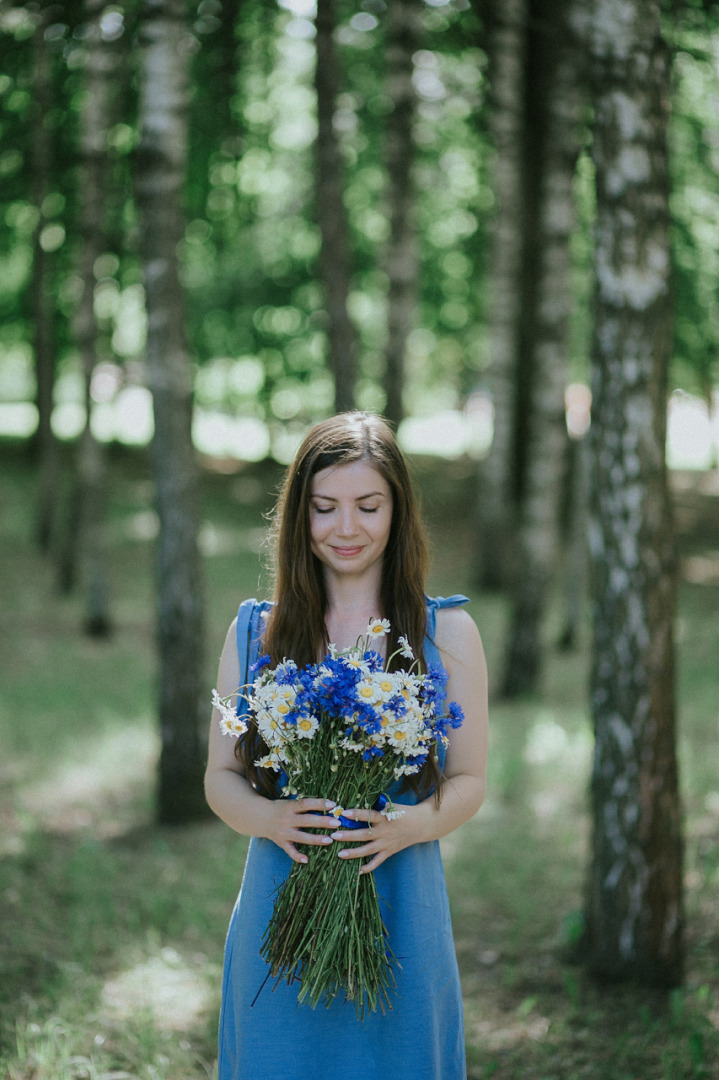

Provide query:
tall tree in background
left=187, top=0, right=243, bottom=222
left=474, top=0, right=527, bottom=590
left=500, top=0, right=585, bottom=696
left=584, top=0, right=683, bottom=985
left=57, top=0, right=122, bottom=634
left=136, top=0, right=207, bottom=824
left=31, top=6, right=60, bottom=553
left=381, top=0, right=421, bottom=426
left=315, top=0, right=358, bottom=413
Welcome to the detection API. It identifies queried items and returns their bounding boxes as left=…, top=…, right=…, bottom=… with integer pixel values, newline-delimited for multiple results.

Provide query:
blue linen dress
left=218, top=595, right=469, bottom=1080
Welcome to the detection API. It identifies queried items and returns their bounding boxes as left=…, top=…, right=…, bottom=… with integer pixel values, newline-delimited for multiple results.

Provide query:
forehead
left=310, top=458, right=391, bottom=499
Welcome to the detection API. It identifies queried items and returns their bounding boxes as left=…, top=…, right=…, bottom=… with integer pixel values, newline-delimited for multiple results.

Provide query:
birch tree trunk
left=381, top=0, right=421, bottom=426
left=136, top=0, right=208, bottom=824
left=31, top=11, right=59, bottom=553
left=58, top=0, right=121, bottom=634
left=501, top=0, right=584, bottom=696
left=315, top=0, right=357, bottom=413
left=475, top=0, right=528, bottom=591
left=585, top=0, right=683, bottom=986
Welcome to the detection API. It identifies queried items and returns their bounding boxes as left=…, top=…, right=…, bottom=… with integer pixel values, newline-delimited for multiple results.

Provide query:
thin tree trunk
left=584, top=0, right=683, bottom=986
left=557, top=424, right=590, bottom=651
left=59, top=0, right=121, bottom=633
left=475, top=0, right=528, bottom=591
left=314, top=0, right=357, bottom=413
left=382, top=0, right=421, bottom=426
left=136, top=0, right=208, bottom=824
left=501, top=0, right=584, bottom=696
left=31, top=10, right=60, bottom=553
left=187, top=0, right=244, bottom=221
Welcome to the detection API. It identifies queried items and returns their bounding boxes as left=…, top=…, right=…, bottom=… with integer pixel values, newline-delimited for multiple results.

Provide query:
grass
left=1, top=443, right=718, bottom=1079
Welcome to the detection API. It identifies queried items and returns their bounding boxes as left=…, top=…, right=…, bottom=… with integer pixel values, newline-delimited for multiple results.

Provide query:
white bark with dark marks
left=584, top=0, right=683, bottom=986
left=136, top=0, right=207, bottom=824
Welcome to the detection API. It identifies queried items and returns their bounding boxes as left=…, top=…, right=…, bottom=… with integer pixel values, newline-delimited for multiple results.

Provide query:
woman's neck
left=322, top=573, right=384, bottom=651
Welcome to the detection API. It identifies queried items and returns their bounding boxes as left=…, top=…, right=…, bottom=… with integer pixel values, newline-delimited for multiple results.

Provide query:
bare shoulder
left=220, top=614, right=239, bottom=656
left=216, top=615, right=241, bottom=695
left=434, top=606, right=484, bottom=666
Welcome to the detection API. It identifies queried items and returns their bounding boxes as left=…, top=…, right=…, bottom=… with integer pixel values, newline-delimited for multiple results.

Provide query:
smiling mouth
left=332, top=546, right=364, bottom=557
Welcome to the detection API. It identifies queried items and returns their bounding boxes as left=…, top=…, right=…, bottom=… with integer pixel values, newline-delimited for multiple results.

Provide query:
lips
left=332, top=546, right=364, bottom=557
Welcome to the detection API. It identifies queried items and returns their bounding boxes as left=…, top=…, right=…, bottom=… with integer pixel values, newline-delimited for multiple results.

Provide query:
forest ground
left=0, top=442, right=718, bottom=1080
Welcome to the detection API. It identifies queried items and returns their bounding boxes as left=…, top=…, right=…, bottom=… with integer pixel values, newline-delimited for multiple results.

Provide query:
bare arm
left=330, top=607, right=489, bottom=874
left=204, top=617, right=338, bottom=864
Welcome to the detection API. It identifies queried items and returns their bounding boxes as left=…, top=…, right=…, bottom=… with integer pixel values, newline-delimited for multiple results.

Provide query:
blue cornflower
left=312, top=661, right=360, bottom=715
left=274, top=659, right=299, bottom=685
left=251, top=653, right=272, bottom=673
left=447, top=701, right=465, bottom=729
left=363, top=649, right=384, bottom=672
left=387, top=693, right=409, bottom=717
left=362, top=745, right=383, bottom=761
left=423, top=664, right=448, bottom=706
left=354, top=702, right=382, bottom=734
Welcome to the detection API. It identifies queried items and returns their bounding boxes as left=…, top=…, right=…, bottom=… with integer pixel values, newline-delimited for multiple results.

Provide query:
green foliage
left=0, top=0, right=717, bottom=445
left=669, top=28, right=719, bottom=397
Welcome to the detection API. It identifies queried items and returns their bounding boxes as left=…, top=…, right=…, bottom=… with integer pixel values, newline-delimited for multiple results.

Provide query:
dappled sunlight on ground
left=468, top=1005, right=551, bottom=1052
left=101, top=947, right=214, bottom=1033
left=4, top=725, right=157, bottom=852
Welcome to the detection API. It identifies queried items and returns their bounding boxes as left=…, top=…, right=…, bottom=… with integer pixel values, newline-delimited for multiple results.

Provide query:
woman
left=205, top=412, right=489, bottom=1080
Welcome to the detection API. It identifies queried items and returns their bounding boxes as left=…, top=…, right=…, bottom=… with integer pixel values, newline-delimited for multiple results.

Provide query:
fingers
left=297, top=797, right=336, bottom=814
left=292, top=798, right=338, bottom=830
left=285, top=843, right=309, bottom=865
left=339, top=807, right=382, bottom=826
left=335, top=839, right=388, bottom=875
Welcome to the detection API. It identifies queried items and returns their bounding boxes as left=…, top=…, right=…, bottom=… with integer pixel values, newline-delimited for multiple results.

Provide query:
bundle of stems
left=259, top=713, right=401, bottom=1018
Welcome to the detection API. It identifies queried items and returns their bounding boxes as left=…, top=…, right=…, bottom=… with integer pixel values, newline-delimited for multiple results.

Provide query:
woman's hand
left=266, top=798, right=340, bottom=865
left=329, top=802, right=429, bottom=875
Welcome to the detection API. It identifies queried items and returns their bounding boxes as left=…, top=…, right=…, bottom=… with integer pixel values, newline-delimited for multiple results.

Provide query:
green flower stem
left=260, top=715, right=401, bottom=1019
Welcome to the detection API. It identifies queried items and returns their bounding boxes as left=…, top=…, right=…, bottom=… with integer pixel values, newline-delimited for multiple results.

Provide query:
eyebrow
left=311, top=491, right=388, bottom=502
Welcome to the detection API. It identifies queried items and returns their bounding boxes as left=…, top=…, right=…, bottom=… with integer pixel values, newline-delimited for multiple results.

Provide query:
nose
left=337, top=505, right=359, bottom=537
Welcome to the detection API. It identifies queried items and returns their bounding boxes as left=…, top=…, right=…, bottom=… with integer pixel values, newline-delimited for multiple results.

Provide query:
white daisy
left=356, top=678, right=383, bottom=707
left=212, top=689, right=248, bottom=738
left=255, top=751, right=283, bottom=771
left=397, top=635, right=414, bottom=660
left=295, top=714, right=319, bottom=739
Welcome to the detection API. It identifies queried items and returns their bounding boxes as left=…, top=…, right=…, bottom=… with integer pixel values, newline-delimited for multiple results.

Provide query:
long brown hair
left=238, top=412, right=439, bottom=799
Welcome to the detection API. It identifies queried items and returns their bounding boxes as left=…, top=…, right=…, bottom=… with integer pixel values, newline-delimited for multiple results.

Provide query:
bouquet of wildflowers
left=213, top=619, right=463, bottom=1018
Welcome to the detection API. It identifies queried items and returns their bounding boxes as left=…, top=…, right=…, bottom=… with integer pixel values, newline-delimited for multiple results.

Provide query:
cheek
left=375, top=510, right=393, bottom=545
left=309, top=513, right=328, bottom=545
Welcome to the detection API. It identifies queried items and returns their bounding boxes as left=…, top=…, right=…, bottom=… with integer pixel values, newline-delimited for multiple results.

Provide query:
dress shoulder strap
left=234, top=598, right=272, bottom=719
left=235, top=598, right=257, bottom=691
left=425, top=593, right=470, bottom=639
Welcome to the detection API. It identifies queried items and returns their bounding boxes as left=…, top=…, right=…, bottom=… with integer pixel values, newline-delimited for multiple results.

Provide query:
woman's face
left=309, top=459, right=393, bottom=582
